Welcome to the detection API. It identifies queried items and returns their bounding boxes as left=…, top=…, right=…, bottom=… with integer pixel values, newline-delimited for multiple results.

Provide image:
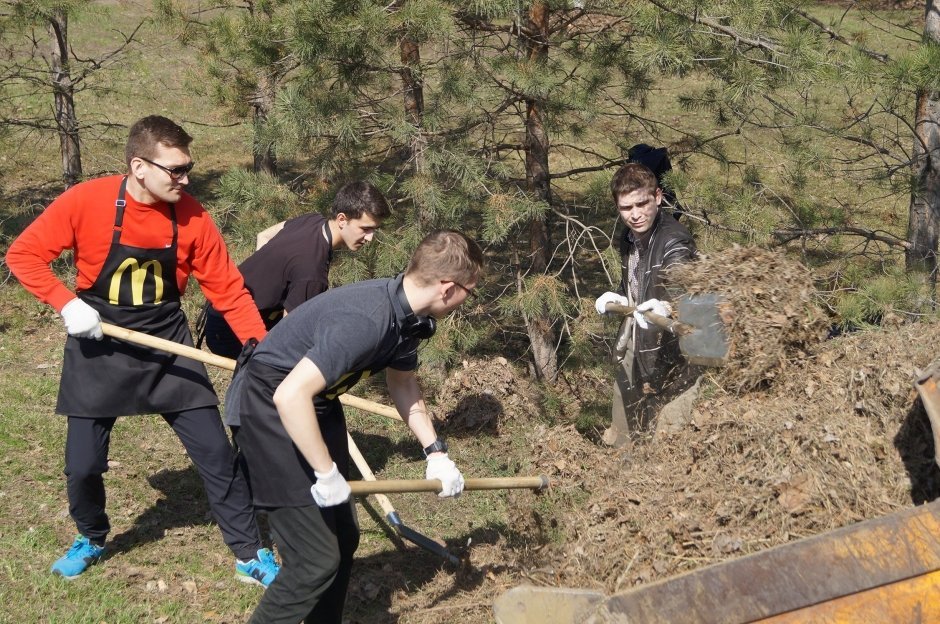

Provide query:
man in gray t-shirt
left=228, top=230, right=483, bottom=624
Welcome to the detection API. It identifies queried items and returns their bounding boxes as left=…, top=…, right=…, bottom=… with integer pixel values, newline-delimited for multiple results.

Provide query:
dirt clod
left=669, top=245, right=830, bottom=393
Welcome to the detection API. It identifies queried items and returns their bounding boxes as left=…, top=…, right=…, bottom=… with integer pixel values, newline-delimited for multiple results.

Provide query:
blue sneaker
left=50, top=535, right=105, bottom=579
left=235, top=548, right=279, bottom=587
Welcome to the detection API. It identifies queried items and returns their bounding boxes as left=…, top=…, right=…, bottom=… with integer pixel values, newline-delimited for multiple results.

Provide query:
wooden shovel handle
left=605, top=302, right=691, bottom=336
left=348, top=475, right=549, bottom=495
left=99, top=322, right=403, bottom=422
left=347, top=432, right=397, bottom=515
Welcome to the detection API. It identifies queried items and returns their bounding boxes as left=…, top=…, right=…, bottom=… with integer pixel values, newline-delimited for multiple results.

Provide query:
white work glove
left=60, top=298, right=103, bottom=340
left=310, top=462, right=351, bottom=507
left=594, top=291, right=629, bottom=315
left=633, top=298, right=673, bottom=330
left=425, top=453, right=465, bottom=498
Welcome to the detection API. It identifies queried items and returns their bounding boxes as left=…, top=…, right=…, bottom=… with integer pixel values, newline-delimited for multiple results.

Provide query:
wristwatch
left=423, top=437, right=448, bottom=457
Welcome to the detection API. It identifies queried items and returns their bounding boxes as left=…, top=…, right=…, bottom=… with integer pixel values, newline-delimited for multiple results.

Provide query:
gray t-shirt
left=224, top=277, right=419, bottom=426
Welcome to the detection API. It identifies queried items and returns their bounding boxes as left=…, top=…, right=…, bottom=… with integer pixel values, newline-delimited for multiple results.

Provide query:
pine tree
left=156, top=0, right=293, bottom=174
left=905, top=0, right=940, bottom=277
left=203, top=0, right=939, bottom=379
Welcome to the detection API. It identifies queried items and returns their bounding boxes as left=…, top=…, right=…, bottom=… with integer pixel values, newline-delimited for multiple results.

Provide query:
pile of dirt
left=433, top=357, right=540, bottom=432
left=668, top=245, right=830, bottom=393
left=503, top=319, right=939, bottom=593
left=387, top=249, right=938, bottom=621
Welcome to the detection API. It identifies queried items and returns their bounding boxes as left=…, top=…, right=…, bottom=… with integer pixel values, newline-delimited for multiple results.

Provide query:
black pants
left=64, top=407, right=261, bottom=560
left=249, top=503, right=360, bottom=624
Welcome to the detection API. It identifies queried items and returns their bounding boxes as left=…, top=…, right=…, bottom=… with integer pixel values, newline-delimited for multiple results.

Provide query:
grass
left=0, top=291, right=524, bottom=622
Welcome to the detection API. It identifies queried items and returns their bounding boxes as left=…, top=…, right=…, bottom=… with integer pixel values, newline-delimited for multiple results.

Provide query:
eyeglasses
left=451, top=281, right=477, bottom=299
left=139, top=157, right=195, bottom=180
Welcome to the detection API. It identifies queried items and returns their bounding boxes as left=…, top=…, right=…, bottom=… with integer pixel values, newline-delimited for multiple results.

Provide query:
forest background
left=0, top=0, right=938, bottom=622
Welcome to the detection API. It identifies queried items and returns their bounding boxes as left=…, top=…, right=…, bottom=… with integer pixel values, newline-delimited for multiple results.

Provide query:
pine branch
left=791, top=7, right=889, bottom=63
left=677, top=210, right=753, bottom=236
left=644, top=0, right=784, bottom=55
left=455, top=12, right=516, bottom=36
left=771, top=226, right=910, bottom=249
left=550, top=157, right=627, bottom=179
left=70, top=19, right=147, bottom=86
left=429, top=95, right=525, bottom=139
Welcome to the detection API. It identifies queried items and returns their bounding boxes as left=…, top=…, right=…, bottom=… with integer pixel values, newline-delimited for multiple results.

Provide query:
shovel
left=605, top=293, right=731, bottom=367
left=99, top=322, right=402, bottom=421
left=914, top=363, right=940, bottom=470
left=98, top=322, right=550, bottom=558
left=348, top=432, right=461, bottom=565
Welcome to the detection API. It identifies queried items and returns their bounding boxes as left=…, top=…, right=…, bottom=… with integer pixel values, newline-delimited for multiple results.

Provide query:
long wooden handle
left=102, top=321, right=238, bottom=370
left=99, top=322, right=403, bottom=422
left=347, top=432, right=397, bottom=515
left=605, top=302, right=691, bottom=336
left=348, top=475, right=549, bottom=495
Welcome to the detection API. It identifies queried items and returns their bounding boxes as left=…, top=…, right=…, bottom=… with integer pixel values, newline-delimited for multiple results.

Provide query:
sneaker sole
left=235, top=573, right=267, bottom=588
left=50, top=556, right=103, bottom=580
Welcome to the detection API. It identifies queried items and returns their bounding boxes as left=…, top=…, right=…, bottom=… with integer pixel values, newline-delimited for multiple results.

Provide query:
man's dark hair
left=610, top=162, right=658, bottom=200
left=125, top=116, right=193, bottom=168
left=331, top=182, right=392, bottom=220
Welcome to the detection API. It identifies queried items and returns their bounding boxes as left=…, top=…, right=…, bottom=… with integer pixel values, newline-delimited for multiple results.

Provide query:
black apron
left=56, top=177, right=218, bottom=418
left=237, top=359, right=350, bottom=508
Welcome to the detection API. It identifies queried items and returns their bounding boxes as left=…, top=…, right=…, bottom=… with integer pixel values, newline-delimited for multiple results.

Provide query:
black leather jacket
left=616, top=211, right=697, bottom=381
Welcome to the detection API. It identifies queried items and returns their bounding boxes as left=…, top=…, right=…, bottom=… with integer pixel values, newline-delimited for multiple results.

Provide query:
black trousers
left=249, top=502, right=360, bottom=624
left=64, top=407, right=261, bottom=560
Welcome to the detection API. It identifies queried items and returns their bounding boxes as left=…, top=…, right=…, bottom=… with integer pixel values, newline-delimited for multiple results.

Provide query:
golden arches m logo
left=324, top=370, right=372, bottom=400
left=108, top=258, right=165, bottom=305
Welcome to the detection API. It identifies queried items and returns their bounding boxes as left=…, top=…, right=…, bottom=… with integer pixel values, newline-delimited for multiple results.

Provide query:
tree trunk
left=905, top=0, right=940, bottom=277
left=48, top=9, right=82, bottom=188
left=400, top=36, right=425, bottom=161
left=522, top=1, right=558, bottom=382
left=400, top=34, right=432, bottom=226
left=251, top=70, right=278, bottom=175
left=247, top=0, right=278, bottom=175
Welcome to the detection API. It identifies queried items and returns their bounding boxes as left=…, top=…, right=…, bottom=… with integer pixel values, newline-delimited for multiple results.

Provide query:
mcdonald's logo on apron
left=108, top=258, right=165, bottom=305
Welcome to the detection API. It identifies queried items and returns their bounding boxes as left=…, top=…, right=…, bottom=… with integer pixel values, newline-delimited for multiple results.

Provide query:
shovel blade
left=677, top=293, right=730, bottom=367
left=914, top=364, right=940, bottom=470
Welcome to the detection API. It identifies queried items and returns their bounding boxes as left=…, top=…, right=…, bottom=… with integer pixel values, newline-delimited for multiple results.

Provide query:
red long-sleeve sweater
left=5, top=175, right=266, bottom=343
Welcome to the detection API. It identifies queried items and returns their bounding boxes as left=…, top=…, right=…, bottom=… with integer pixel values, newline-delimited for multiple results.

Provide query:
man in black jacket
left=594, top=163, right=698, bottom=446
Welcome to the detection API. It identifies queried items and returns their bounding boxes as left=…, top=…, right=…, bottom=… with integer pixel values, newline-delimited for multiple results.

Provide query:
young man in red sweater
left=6, top=115, right=279, bottom=586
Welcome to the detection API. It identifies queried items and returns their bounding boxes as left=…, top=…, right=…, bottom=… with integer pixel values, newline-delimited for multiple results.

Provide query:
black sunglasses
left=140, top=157, right=195, bottom=179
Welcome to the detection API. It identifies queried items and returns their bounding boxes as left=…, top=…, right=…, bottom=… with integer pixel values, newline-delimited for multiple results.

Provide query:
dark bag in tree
left=628, top=143, right=684, bottom=220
